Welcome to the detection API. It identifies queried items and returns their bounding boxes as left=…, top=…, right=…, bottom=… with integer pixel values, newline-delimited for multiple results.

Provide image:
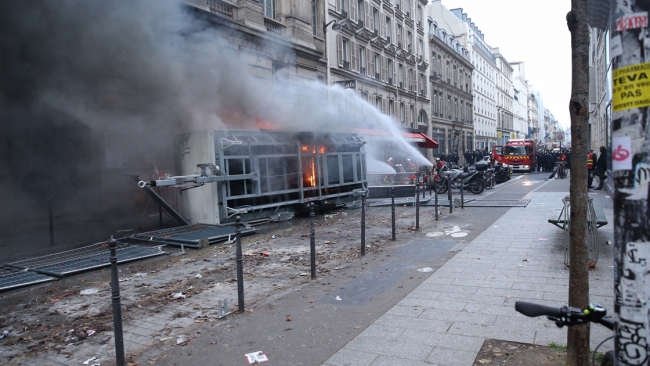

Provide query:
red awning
left=352, top=128, right=438, bottom=149
left=401, top=132, right=439, bottom=148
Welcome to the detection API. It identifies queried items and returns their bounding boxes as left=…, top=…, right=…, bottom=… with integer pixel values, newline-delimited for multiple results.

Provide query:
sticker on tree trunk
left=613, top=62, right=650, bottom=112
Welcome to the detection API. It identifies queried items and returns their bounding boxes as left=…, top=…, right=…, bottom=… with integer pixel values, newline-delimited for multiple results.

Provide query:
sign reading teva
left=612, top=61, right=650, bottom=112
left=556, top=133, right=564, bottom=142
left=333, top=79, right=356, bottom=89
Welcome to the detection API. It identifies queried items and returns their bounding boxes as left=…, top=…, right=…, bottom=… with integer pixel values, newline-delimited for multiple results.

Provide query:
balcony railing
left=207, top=0, right=234, bottom=19
left=343, top=60, right=350, bottom=70
left=360, top=67, right=366, bottom=75
left=264, top=17, right=283, bottom=35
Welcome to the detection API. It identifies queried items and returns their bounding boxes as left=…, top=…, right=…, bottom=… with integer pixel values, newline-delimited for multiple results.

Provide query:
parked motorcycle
left=433, top=165, right=484, bottom=194
left=494, top=163, right=512, bottom=183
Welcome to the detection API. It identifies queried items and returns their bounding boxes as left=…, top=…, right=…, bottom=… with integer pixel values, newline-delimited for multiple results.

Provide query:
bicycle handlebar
left=515, top=301, right=614, bottom=330
left=515, top=301, right=563, bottom=318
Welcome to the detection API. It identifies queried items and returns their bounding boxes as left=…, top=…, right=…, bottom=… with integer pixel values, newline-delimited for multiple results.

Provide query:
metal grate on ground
left=131, top=223, right=257, bottom=248
left=462, top=199, right=530, bottom=207
left=369, top=196, right=432, bottom=207
left=6, top=242, right=167, bottom=277
left=0, top=265, right=58, bottom=292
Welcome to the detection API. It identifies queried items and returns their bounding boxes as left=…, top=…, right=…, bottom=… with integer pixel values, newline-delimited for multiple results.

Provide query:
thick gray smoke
left=0, top=0, right=429, bottom=242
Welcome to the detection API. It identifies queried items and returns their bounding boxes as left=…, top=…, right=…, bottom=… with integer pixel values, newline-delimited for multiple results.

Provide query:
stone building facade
left=493, top=48, right=513, bottom=145
left=426, top=3, right=474, bottom=159
left=510, top=61, right=529, bottom=140
left=329, top=0, right=431, bottom=157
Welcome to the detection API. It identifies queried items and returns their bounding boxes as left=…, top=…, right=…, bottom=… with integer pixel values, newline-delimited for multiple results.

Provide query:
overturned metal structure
left=140, top=129, right=368, bottom=224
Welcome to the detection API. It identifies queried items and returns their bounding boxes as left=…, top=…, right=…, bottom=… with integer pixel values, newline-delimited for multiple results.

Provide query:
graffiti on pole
left=612, top=0, right=650, bottom=365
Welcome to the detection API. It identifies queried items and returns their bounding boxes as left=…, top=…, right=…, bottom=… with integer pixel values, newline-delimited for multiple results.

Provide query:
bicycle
left=548, top=161, right=568, bottom=179
left=515, top=301, right=615, bottom=366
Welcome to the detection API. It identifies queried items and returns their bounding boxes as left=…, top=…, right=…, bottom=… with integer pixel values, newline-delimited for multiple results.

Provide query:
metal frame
left=7, top=242, right=167, bottom=277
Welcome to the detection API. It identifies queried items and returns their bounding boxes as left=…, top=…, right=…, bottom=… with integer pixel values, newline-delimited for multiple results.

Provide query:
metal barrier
left=562, top=195, right=600, bottom=268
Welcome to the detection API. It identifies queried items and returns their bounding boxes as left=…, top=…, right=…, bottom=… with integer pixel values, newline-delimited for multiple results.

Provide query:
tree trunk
left=566, top=1, right=590, bottom=365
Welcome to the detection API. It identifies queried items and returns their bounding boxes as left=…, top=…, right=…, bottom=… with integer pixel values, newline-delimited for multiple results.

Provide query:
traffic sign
left=557, top=134, right=564, bottom=141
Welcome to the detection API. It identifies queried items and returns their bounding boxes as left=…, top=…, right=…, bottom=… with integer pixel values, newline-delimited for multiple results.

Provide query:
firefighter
left=587, top=149, right=595, bottom=188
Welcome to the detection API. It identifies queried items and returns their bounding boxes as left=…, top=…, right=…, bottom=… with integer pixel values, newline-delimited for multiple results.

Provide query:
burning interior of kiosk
left=140, top=129, right=367, bottom=225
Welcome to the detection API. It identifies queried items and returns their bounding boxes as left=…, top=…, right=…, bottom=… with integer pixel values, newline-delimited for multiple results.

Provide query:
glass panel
left=327, top=155, right=340, bottom=185
left=342, top=155, right=354, bottom=183
left=259, top=158, right=268, bottom=193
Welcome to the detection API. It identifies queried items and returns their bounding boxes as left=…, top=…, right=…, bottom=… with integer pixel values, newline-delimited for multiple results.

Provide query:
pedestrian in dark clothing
left=593, top=146, right=607, bottom=190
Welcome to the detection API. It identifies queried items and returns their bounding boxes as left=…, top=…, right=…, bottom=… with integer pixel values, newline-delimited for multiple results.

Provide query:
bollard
left=447, top=176, right=453, bottom=214
left=460, top=178, right=465, bottom=209
left=434, top=183, right=439, bottom=221
left=391, top=187, right=396, bottom=241
left=49, top=198, right=54, bottom=246
left=309, top=203, right=316, bottom=279
left=415, top=180, right=420, bottom=230
left=235, top=216, right=244, bottom=312
left=361, top=192, right=366, bottom=256
left=108, top=236, right=125, bottom=366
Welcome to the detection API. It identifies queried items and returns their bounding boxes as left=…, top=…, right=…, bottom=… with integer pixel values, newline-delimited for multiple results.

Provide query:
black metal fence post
left=447, top=176, right=453, bottom=214
left=415, top=177, right=420, bottom=230
left=108, top=236, right=125, bottom=366
left=49, top=198, right=54, bottom=246
left=235, top=216, right=244, bottom=312
left=434, top=183, right=439, bottom=221
left=460, top=178, right=465, bottom=209
left=361, top=192, right=366, bottom=256
left=391, top=187, right=396, bottom=241
left=309, top=203, right=316, bottom=279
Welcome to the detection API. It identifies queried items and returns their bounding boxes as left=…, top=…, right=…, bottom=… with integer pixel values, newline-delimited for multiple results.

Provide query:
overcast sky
left=437, top=0, right=572, bottom=130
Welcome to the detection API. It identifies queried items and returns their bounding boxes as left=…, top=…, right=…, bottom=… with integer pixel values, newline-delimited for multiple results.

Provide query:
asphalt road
left=144, top=171, right=559, bottom=366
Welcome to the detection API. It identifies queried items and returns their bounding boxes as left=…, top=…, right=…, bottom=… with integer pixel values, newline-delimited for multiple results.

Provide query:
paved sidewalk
left=324, top=183, right=615, bottom=366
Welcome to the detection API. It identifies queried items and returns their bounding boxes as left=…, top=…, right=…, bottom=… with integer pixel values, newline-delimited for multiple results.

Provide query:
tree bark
left=566, top=0, right=590, bottom=365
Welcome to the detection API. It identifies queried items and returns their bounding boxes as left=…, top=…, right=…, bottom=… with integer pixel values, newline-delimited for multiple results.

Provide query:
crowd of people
left=537, top=149, right=571, bottom=172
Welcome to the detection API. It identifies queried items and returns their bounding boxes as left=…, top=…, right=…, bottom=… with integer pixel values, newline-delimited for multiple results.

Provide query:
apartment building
left=493, top=48, right=514, bottom=144
left=426, top=2, right=474, bottom=157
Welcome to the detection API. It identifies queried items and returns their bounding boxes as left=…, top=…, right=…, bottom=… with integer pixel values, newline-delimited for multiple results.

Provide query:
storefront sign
left=333, top=80, right=356, bottom=89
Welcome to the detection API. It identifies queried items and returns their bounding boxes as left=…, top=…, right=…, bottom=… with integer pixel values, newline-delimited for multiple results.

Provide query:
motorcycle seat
left=457, top=172, right=472, bottom=179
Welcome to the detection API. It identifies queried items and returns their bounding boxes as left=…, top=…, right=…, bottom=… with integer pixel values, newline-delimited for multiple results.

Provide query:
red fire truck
left=493, top=139, right=537, bottom=172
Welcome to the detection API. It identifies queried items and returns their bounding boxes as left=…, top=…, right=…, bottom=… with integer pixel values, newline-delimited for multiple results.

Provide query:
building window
left=399, top=64, right=404, bottom=87
left=386, top=16, right=392, bottom=42
left=400, top=103, right=405, bottom=125
left=373, top=8, right=379, bottom=33
left=358, top=0, right=365, bottom=24
left=312, top=2, right=317, bottom=35
left=260, top=0, right=275, bottom=18
left=359, top=46, right=366, bottom=75
left=374, top=53, right=380, bottom=78
left=342, top=38, right=350, bottom=69
left=387, top=59, right=393, bottom=84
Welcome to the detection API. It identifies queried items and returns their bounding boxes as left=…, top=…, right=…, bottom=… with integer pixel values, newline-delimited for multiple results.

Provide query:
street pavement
left=1, top=173, right=616, bottom=366
left=323, top=175, right=615, bottom=366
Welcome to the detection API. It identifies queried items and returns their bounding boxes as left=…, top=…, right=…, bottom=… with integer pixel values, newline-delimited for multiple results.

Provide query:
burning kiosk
left=139, top=129, right=367, bottom=224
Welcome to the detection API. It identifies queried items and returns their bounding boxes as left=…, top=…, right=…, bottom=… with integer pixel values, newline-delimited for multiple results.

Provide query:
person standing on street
left=593, top=146, right=607, bottom=190
left=587, top=149, right=595, bottom=188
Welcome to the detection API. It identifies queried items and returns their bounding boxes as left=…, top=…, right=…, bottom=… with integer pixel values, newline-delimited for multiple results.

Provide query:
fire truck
left=493, top=139, right=537, bottom=172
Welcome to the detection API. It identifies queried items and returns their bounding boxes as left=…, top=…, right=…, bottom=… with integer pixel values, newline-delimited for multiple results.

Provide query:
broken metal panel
left=0, top=266, right=57, bottom=292
left=176, top=129, right=367, bottom=225
left=7, top=242, right=167, bottom=277
left=131, top=223, right=256, bottom=248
